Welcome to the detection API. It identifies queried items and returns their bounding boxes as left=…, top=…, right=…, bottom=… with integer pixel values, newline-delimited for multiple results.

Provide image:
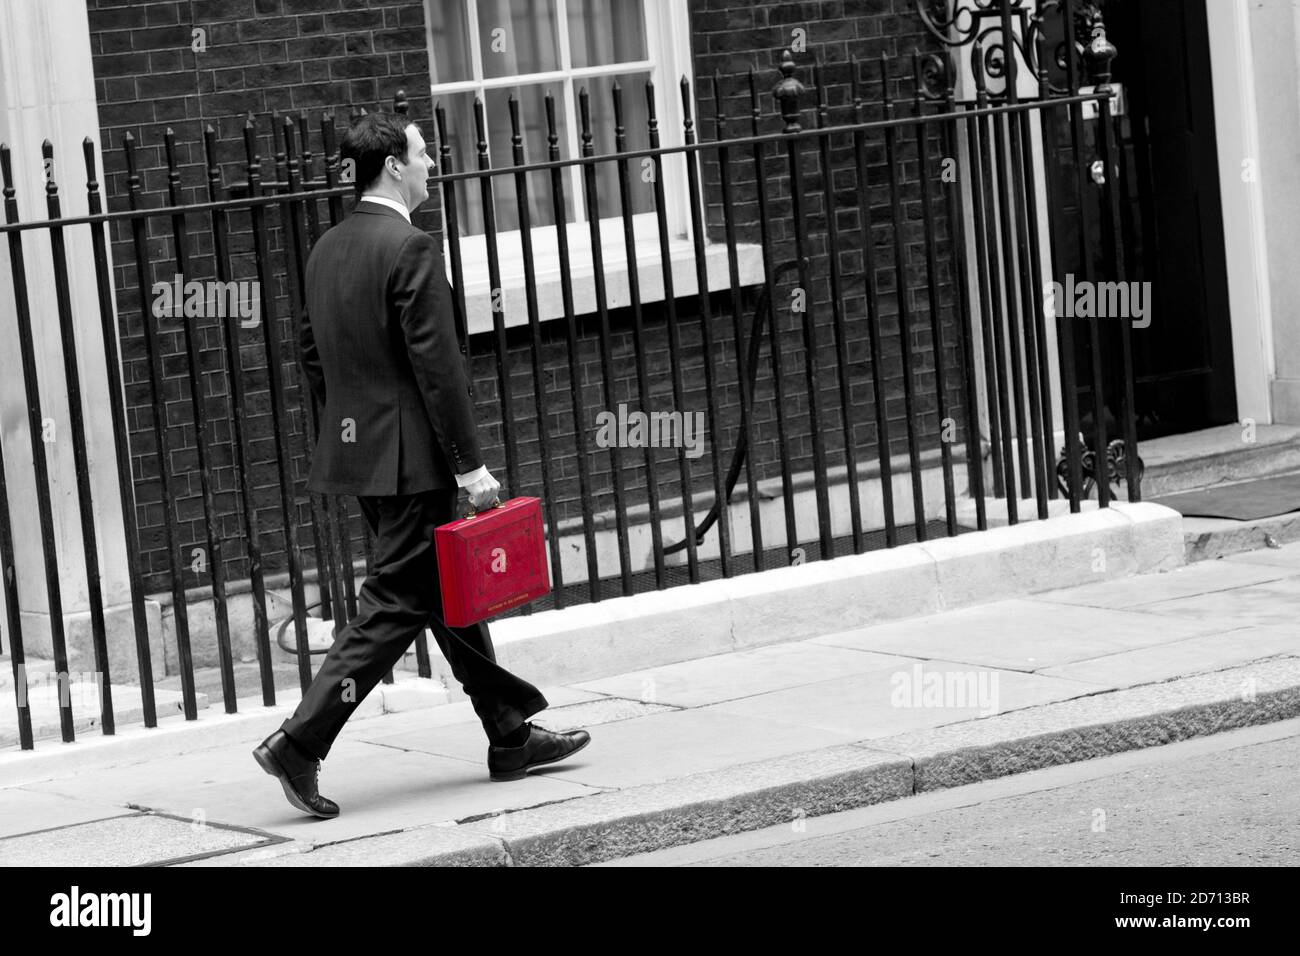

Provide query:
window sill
left=450, top=218, right=766, bottom=333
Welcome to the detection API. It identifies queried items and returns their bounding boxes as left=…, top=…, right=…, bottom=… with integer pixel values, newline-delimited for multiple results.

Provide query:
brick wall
left=463, top=0, right=969, bottom=555
left=87, top=0, right=433, bottom=595
left=87, top=0, right=970, bottom=601
left=684, top=0, right=967, bottom=489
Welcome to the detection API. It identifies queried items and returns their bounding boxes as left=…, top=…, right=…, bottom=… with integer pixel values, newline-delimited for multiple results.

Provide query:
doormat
left=1151, top=473, right=1300, bottom=521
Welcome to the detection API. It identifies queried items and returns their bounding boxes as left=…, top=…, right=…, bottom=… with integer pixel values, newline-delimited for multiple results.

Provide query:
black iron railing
left=0, top=0, right=1140, bottom=750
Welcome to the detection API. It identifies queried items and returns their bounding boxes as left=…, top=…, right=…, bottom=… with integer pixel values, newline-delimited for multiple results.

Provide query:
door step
left=1129, top=425, right=1300, bottom=562
left=1139, top=424, right=1300, bottom=498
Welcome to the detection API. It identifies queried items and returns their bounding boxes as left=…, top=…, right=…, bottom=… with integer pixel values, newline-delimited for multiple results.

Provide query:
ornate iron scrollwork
left=915, top=0, right=1039, bottom=99
left=1055, top=433, right=1144, bottom=500
left=915, top=0, right=1116, bottom=98
left=916, top=51, right=952, bottom=100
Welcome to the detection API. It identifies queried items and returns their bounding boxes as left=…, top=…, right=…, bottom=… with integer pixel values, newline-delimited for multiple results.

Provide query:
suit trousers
left=280, top=488, right=549, bottom=760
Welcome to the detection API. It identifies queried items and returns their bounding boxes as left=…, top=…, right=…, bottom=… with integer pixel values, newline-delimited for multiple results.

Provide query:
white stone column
left=1248, top=0, right=1300, bottom=424
left=950, top=0, right=1061, bottom=501
left=0, top=0, right=155, bottom=678
left=1205, top=0, right=1275, bottom=427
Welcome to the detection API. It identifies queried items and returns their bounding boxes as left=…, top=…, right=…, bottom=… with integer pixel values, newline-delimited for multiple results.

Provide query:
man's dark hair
left=339, top=112, right=414, bottom=199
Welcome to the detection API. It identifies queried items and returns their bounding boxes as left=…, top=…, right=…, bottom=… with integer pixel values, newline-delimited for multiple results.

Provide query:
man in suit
left=253, top=112, right=590, bottom=819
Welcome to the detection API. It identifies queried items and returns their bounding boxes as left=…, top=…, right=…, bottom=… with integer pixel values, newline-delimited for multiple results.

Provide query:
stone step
left=1139, top=424, right=1300, bottom=498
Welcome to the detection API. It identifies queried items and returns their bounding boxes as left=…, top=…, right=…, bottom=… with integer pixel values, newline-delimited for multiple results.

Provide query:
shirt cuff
left=455, top=464, right=489, bottom=488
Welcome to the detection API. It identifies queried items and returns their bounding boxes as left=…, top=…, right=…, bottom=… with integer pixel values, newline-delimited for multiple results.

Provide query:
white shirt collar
left=358, top=194, right=411, bottom=223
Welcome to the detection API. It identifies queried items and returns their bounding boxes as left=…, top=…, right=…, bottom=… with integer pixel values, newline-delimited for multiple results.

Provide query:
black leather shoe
left=487, top=721, right=591, bottom=781
left=253, top=730, right=340, bottom=819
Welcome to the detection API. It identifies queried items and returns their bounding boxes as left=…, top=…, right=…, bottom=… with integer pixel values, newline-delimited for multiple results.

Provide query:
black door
left=1047, top=0, right=1236, bottom=440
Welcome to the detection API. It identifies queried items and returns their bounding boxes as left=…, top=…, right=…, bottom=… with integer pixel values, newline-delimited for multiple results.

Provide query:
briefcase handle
left=462, top=497, right=503, bottom=520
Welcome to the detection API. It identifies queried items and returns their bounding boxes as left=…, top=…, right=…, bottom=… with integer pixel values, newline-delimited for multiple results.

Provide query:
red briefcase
left=434, top=496, right=551, bottom=627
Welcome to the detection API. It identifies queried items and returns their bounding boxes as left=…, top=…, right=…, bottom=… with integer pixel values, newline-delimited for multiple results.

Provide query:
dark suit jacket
left=298, top=202, right=482, bottom=495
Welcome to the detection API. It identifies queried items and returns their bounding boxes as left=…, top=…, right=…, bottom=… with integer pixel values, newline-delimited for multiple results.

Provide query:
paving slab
left=863, top=657, right=1300, bottom=792
left=1038, top=625, right=1300, bottom=687
left=1221, top=544, right=1300, bottom=570
left=355, top=696, right=677, bottom=766
left=521, top=696, right=677, bottom=728
left=809, top=600, right=1221, bottom=670
left=0, top=787, right=135, bottom=839
left=0, top=810, right=273, bottom=867
left=201, top=824, right=508, bottom=867
left=700, top=662, right=1100, bottom=738
left=1031, top=558, right=1297, bottom=609
left=20, top=735, right=598, bottom=844
left=373, top=705, right=867, bottom=791
left=1134, top=576, right=1300, bottom=630
left=341, top=683, right=608, bottom=744
left=436, top=682, right=608, bottom=713
left=571, top=642, right=913, bottom=708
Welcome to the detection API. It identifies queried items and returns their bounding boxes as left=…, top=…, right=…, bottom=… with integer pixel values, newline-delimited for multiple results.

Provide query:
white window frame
left=423, top=0, right=762, bottom=333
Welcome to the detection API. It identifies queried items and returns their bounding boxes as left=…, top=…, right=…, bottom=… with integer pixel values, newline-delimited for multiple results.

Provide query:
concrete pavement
left=1, top=543, right=1298, bottom=866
